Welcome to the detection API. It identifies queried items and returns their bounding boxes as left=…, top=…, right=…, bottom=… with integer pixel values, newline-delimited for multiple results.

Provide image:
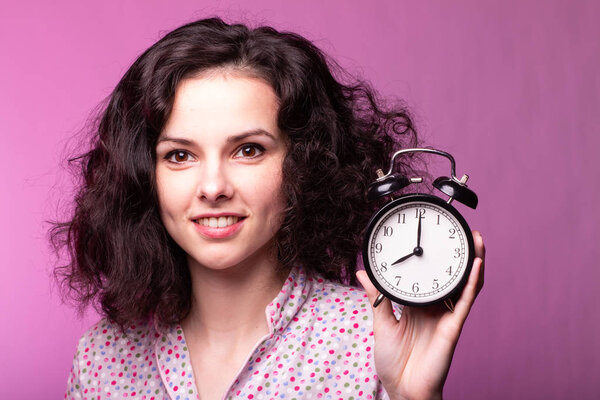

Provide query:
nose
left=196, top=158, right=233, bottom=203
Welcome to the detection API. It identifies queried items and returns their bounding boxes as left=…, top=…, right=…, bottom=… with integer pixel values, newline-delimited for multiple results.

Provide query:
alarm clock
left=362, top=148, right=478, bottom=311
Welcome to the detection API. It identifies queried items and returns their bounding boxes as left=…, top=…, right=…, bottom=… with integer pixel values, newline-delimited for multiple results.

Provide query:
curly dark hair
left=51, top=17, right=418, bottom=329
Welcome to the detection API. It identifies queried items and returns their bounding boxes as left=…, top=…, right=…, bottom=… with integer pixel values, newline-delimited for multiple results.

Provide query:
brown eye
left=241, top=146, right=256, bottom=157
left=174, top=151, right=188, bottom=162
left=235, top=144, right=264, bottom=159
left=166, top=150, right=191, bottom=163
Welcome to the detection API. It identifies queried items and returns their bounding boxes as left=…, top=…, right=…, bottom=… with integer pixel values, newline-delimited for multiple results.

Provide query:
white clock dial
left=366, top=199, right=471, bottom=305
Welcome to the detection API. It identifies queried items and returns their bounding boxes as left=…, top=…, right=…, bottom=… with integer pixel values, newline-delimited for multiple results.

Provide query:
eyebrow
left=157, top=129, right=276, bottom=145
left=227, top=129, right=276, bottom=143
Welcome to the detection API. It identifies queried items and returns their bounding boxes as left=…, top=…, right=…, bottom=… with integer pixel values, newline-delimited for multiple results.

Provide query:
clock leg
left=443, top=299, right=455, bottom=313
left=373, top=293, right=386, bottom=308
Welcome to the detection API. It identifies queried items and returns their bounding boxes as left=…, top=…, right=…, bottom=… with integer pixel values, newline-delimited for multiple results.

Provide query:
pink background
left=1, top=0, right=599, bottom=398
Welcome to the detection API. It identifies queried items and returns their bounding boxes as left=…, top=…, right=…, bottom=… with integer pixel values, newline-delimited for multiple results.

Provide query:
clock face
left=363, top=194, right=474, bottom=306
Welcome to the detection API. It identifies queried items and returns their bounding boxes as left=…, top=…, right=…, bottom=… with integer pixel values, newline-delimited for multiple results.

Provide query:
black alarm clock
left=362, top=148, right=478, bottom=311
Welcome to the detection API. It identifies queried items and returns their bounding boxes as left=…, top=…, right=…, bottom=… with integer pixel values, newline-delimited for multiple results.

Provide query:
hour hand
left=391, top=251, right=415, bottom=265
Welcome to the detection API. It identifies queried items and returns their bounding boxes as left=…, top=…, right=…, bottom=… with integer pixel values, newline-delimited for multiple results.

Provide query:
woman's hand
left=356, top=230, right=485, bottom=400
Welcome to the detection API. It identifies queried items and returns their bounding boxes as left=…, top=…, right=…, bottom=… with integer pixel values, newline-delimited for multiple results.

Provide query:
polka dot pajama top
left=65, top=267, right=389, bottom=399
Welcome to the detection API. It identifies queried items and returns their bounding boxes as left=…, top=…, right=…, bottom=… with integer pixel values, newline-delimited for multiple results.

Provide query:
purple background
left=1, top=1, right=599, bottom=398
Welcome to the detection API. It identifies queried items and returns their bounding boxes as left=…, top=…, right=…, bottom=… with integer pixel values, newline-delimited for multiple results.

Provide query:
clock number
left=449, top=228, right=456, bottom=239
left=432, top=279, right=439, bottom=289
left=412, top=282, right=420, bottom=293
left=383, top=226, right=393, bottom=236
left=380, top=262, right=388, bottom=272
left=454, top=248, right=461, bottom=258
left=395, top=275, right=402, bottom=286
left=415, top=209, right=426, bottom=218
left=437, top=214, right=440, bottom=225
left=374, top=243, right=382, bottom=253
left=397, top=213, right=406, bottom=224
left=446, top=266, right=453, bottom=276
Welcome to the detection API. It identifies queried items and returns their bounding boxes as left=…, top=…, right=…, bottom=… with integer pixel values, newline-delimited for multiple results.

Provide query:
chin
left=188, top=252, right=250, bottom=271
left=186, top=246, right=274, bottom=273
left=187, top=255, right=241, bottom=271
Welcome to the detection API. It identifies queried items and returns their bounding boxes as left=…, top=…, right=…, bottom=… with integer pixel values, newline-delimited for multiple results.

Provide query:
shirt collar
left=155, top=325, right=199, bottom=399
left=153, top=266, right=313, bottom=399
left=265, top=265, right=314, bottom=335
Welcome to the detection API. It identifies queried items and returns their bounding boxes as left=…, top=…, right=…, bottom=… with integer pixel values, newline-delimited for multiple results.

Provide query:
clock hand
left=391, top=251, right=415, bottom=265
left=417, top=213, right=422, bottom=248
left=391, top=213, right=425, bottom=266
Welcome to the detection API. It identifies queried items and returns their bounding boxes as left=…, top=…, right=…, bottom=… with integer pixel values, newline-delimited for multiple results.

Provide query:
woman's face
left=155, top=72, right=287, bottom=272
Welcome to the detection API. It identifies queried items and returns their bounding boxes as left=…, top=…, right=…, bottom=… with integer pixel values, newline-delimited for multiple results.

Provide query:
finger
left=473, top=230, right=486, bottom=261
left=472, top=230, right=485, bottom=293
left=356, top=270, right=396, bottom=324
left=454, top=255, right=483, bottom=320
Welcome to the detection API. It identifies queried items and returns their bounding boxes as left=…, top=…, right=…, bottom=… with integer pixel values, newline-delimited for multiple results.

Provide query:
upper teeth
left=197, top=216, right=240, bottom=228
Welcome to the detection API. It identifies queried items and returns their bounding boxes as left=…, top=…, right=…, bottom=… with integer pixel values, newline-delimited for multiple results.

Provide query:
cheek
left=156, top=170, right=195, bottom=218
left=253, top=167, right=286, bottom=221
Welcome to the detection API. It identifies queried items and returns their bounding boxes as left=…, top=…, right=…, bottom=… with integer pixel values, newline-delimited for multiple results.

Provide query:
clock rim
left=362, top=193, right=475, bottom=307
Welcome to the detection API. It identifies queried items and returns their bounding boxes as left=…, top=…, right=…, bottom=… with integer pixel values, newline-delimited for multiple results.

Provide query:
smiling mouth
left=194, top=216, right=245, bottom=228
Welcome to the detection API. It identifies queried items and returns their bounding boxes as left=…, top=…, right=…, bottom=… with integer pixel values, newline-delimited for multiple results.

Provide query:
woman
left=55, top=17, right=485, bottom=400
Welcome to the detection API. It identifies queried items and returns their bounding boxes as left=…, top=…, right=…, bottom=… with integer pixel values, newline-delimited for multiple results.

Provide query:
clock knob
left=367, top=174, right=411, bottom=201
left=433, top=176, right=478, bottom=209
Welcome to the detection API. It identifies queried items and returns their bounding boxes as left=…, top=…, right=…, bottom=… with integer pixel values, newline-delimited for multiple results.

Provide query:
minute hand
left=417, top=214, right=422, bottom=247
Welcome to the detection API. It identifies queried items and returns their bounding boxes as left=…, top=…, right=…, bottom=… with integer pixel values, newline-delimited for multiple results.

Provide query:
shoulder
left=310, top=276, right=373, bottom=319
left=283, top=276, right=382, bottom=394
left=66, top=319, right=169, bottom=398
left=70, top=318, right=159, bottom=374
left=75, top=318, right=157, bottom=350
left=299, top=276, right=376, bottom=343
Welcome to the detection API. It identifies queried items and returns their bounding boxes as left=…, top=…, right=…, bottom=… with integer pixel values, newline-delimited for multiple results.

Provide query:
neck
left=182, top=252, right=287, bottom=346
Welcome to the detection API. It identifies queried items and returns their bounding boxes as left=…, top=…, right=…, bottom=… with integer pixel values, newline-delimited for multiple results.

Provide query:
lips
left=191, top=214, right=246, bottom=239
left=195, top=216, right=242, bottom=228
